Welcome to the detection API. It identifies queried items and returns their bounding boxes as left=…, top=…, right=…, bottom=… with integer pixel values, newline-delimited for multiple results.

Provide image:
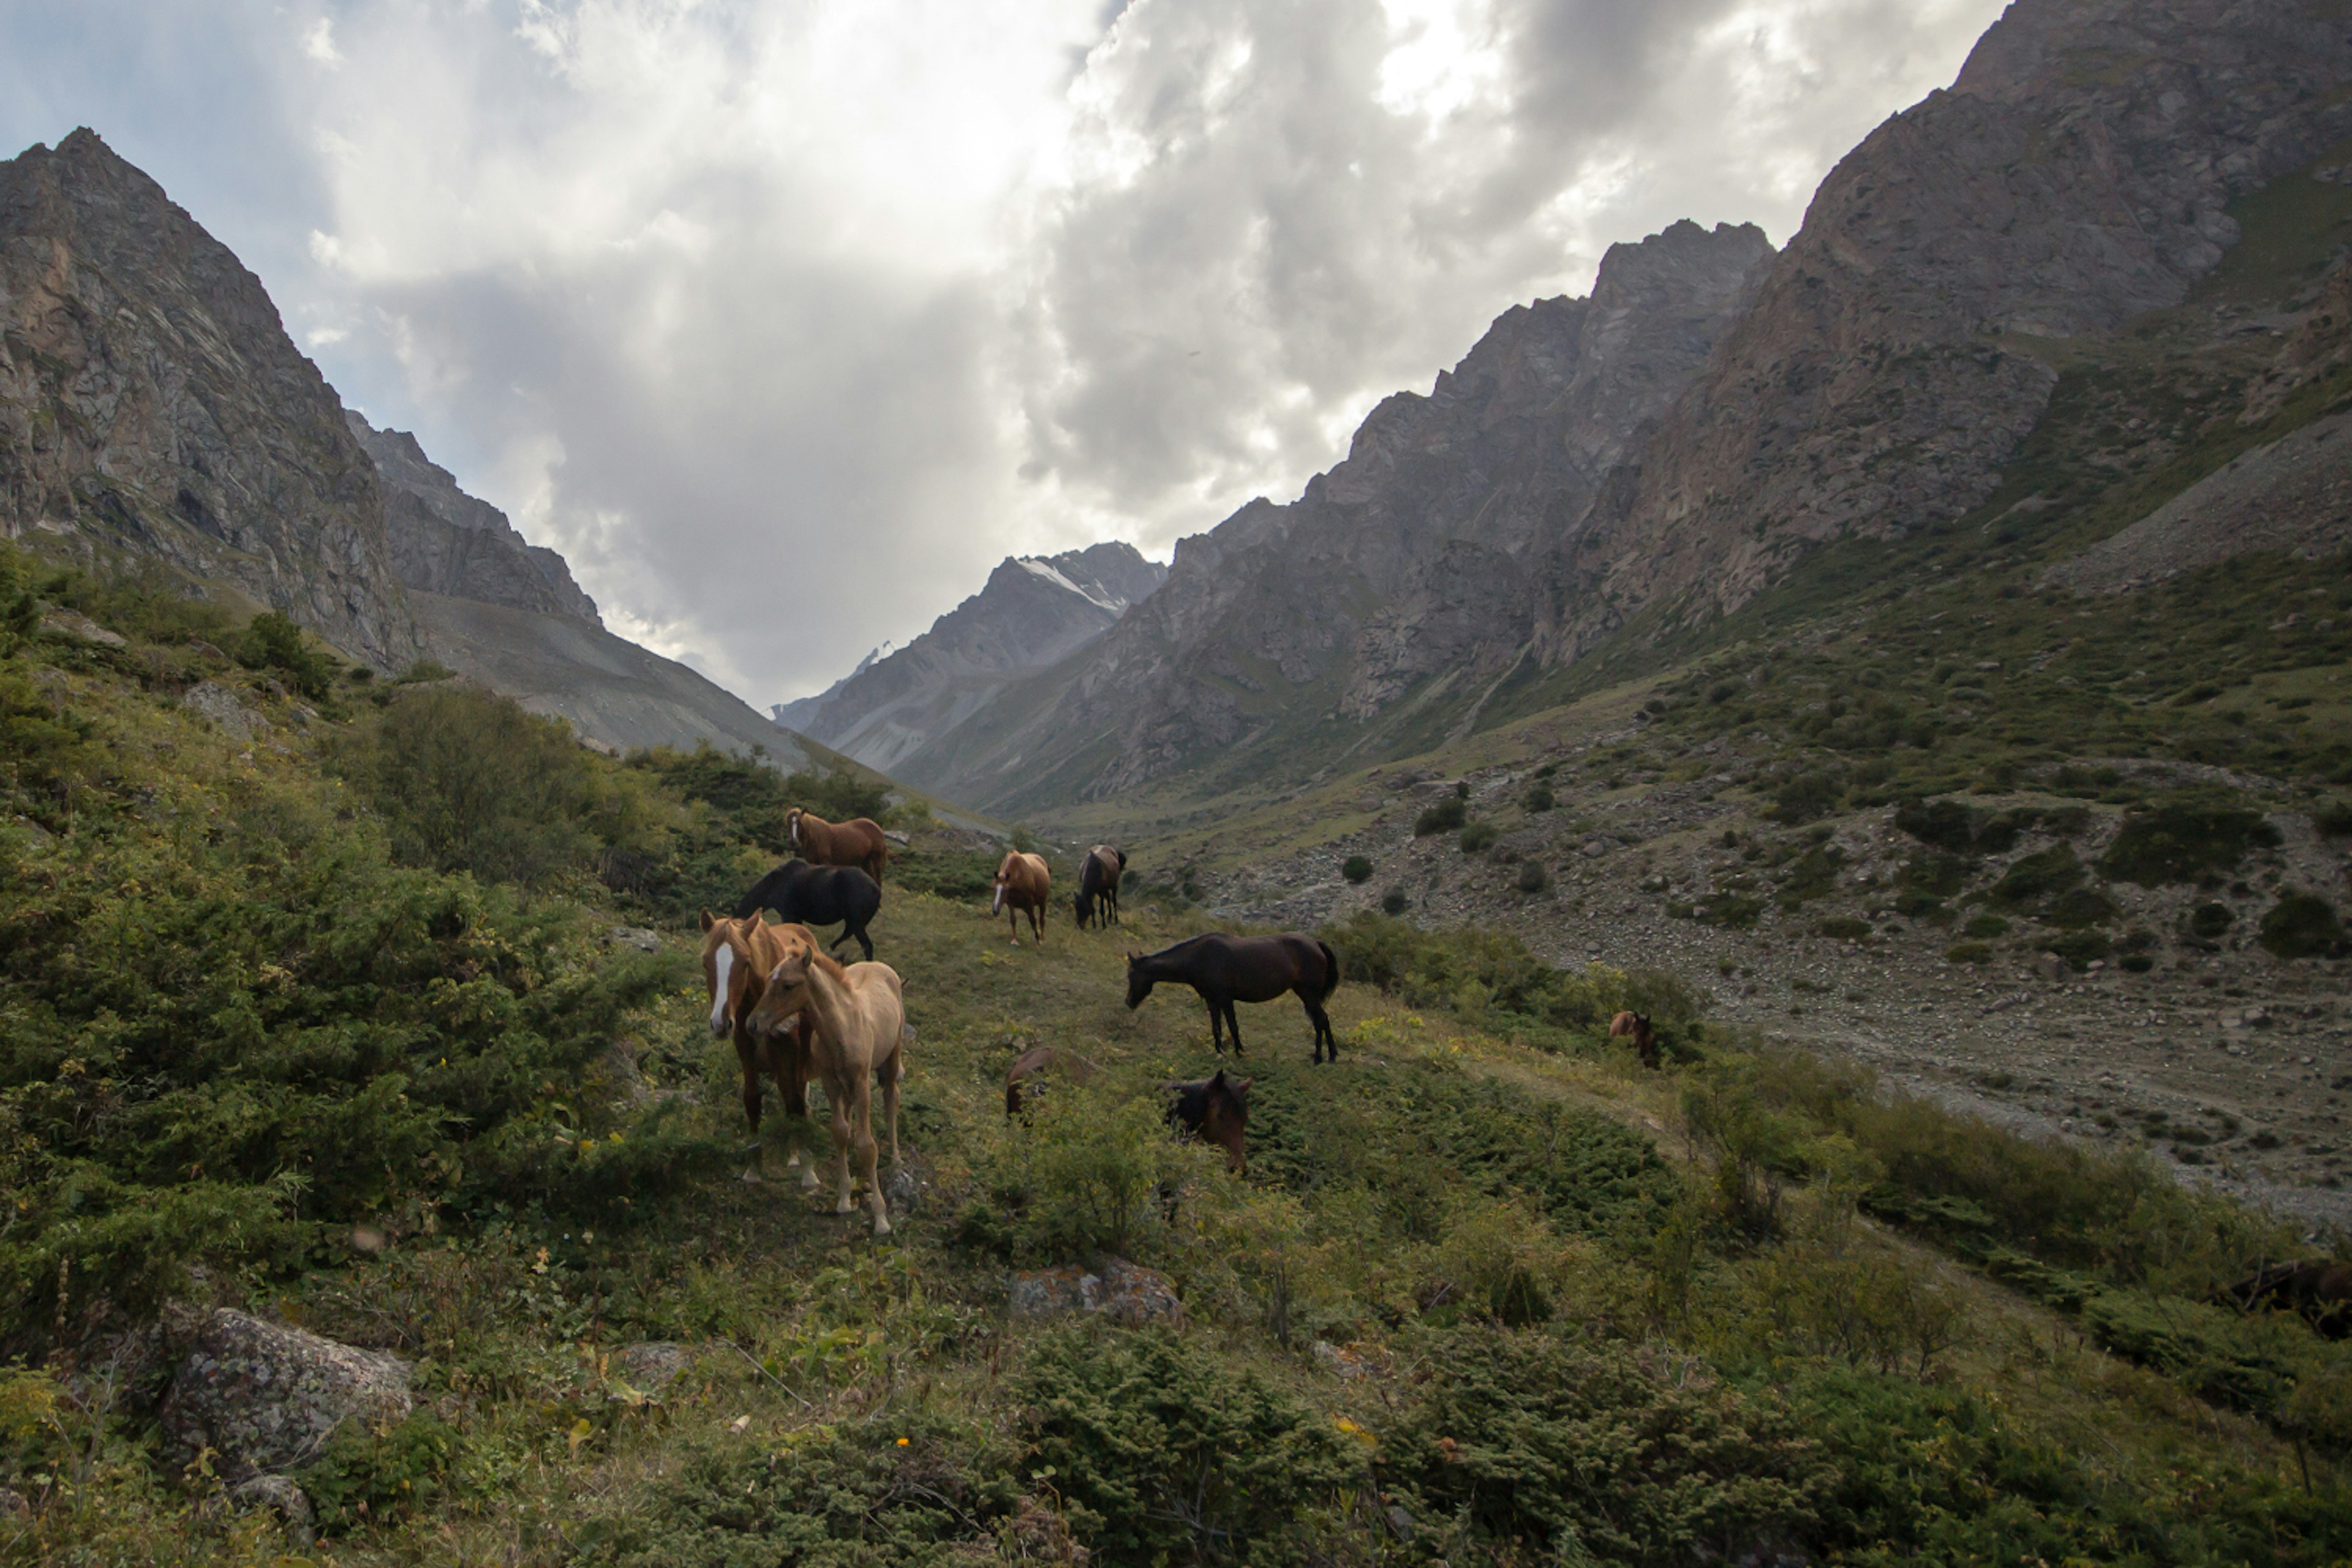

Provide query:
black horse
left=733, top=859, right=882, bottom=960
left=1074, top=845, right=1128, bottom=929
left=1125, top=933, right=1341, bottom=1063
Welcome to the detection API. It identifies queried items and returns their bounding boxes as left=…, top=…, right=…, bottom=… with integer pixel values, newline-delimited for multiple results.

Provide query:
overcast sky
left=0, top=0, right=2003, bottom=705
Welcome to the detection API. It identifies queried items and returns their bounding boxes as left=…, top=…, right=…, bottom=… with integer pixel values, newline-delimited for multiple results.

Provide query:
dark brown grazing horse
left=2219, top=1261, right=2352, bottom=1338
left=1003, top=1044, right=1101, bottom=1117
left=699, top=911, right=820, bottom=1186
left=993, top=851, right=1051, bottom=946
left=1074, top=845, right=1127, bottom=929
left=788, top=805, right=890, bottom=884
left=1610, top=1010, right=1657, bottom=1069
left=1167, top=1069, right=1251, bottom=1172
left=1126, top=933, right=1341, bottom=1063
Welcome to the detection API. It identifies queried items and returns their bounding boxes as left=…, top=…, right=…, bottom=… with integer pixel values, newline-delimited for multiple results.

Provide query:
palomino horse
left=788, top=806, right=890, bottom=884
left=1074, top=845, right=1126, bottom=929
left=992, top=851, right=1050, bottom=945
left=1609, top=1011, right=1657, bottom=1069
left=1125, top=933, right=1341, bottom=1063
left=745, top=937, right=907, bottom=1235
left=734, top=859, right=882, bottom=960
left=698, top=911, right=820, bottom=1186
left=1167, top=1069, right=1252, bottom=1172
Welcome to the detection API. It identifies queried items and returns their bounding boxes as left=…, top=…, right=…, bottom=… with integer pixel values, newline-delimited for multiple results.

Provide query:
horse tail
left=1315, top=940, right=1341, bottom=1001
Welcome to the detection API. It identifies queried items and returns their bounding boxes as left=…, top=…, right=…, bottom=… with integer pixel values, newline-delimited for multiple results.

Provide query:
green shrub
left=1017, top=1330, right=1364, bottom=1565
left=2050, top=930, right=2113, bottom=970
left=1991, top=844, right=2085, bottom=909
left=1525, top=781, right=1556, bottom=812
left=981, top=1086, right=1191, bottom=1262
left=1386, top=1329, right=1831, bottom=1563
left=237, top=609, right=342, bottom=699
left=1962, top=913, right=2010, bottom=939
left=1458, top=820, right=1498, bottom=854
left=1895, top=798, right=1976, bottom=853
left=1341, top=853, right=1374, bottom=884
left=1515, top=859, right=1549, bottom=894
left=301, top=1412, right=466, bottom=1536
left=2048, top=885, right=2120, bottom=928
left=2100, top=799, right=2282, bottom=885
left=1817, top=916, right=1871, bottom=941
left=2262, top=892, right=2351, bottom=960
left=1380, top=888, right=1409, bottom=914
left=891, top=846, right=1000, bottom=902
left=1773, top=771, right=1841, bottom=824
left=2188, top=902, right=2236, bottom=940
left=1943, top=941, right=1993, bottom=964
left=1776, top=843, right=1844, bottom=908
left=1320, top=911, right=1699, bottom=1036
left=1901, top=850, right=1970, bottom=897
left=1414, top=797, right=1467, bottom=835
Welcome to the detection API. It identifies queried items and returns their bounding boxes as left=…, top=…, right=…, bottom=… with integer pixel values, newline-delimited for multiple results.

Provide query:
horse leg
left=1204, top=993, right=1224, bottom=1054
left=1225, top=1000, right=1246, bottom=1057
left=1030, top=904, right=1044, bottom=945
left=777, top=1020, right=821, bottom=1190
left=827, top=1084, right=856, bottom=1215
left=735, top=1032, right=763, bottom=1138
left=881, top=1050, right=902, bottom=1166
left=1303, top=993, right=1330, bottom=1065
left=850, top=1077, right=889, bottom=1235
left=853, top=918, right=874, bottom=962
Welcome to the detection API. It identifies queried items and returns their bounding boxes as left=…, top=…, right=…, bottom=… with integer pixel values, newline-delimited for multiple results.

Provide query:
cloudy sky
left=0, top=0, right=2003, bottom=706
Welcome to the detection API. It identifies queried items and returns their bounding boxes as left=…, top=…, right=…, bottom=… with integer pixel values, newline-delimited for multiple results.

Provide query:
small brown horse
left=1167, top=1069, right=1252, bottom=1172
left=745, top=939, right=908, bottom=1236
left=993, top=851, right=1051, bottom=945
left=1610, top=1010, right=1657, bottom=1069
left=2220, top=1260, right=2352, bottom=1338
left=699, top=911, right=820, bottom=1185
left=1126, top=933, right=1341, bottom=1063
left=1003, top=1044, right=1101, bottom=1117
left=788, top=805, right=890, bottom=884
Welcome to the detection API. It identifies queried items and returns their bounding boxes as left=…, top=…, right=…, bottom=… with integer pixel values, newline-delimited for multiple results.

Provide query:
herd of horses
left=690, top=807, right=2352, bottom=1338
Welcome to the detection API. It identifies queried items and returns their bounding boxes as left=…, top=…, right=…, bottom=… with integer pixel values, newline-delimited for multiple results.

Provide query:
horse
left=1609, top=1010, right=1657, bottom=1069
left=733, top=859, right=882, bottom=961
left=1125, top=933, right=1341, bottom=1063
left=788, top=805, right=890, bottom=884
left=698, top=911, right=821, bottom=1187
left=993, top=851, right=1051, bottom=946
left=2219, top=1260, right=2352, bottom=1338
left=1167, top=1069, right=1251, bottom=1172
left=1003, top=1044, right=1101, bottom=1117
left=1074, top=845, right=1128, bottom=929
left=744, top=938, right=907, bottom=1236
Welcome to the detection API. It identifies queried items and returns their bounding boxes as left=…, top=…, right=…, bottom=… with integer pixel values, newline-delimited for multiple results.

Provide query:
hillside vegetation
left=7, top=542, right=2352, bottom=1563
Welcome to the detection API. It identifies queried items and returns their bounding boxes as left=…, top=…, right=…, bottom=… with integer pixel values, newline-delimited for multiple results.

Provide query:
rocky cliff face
left=0, top=129, right=421, bottom=667
left=349, top=412, right=601, bottom=625
left=892, top=221, right=1771, bottom=807
left=777, top=541, right=1165, bottom=774
left=1539, top=0, right=2352, bottom=658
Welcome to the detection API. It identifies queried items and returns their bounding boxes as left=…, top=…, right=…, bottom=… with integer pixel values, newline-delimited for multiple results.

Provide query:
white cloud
left=0, top=0, right=2007, bottom=706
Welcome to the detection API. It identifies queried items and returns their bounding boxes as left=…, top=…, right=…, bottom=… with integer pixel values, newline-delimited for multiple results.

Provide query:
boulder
left=38, top=609, right=126, bottom=648
left=1009, top=1258, right=1184, bottom=1325
left=603, top=925, right=664, bottom=954
left=183, top=682, right=268, bottom=745
left=612, top=1341, right=692, bottom=1390
left=159, top=1309, right=412, bottom=1482
left=230, top=1474, right=315, bottom=1547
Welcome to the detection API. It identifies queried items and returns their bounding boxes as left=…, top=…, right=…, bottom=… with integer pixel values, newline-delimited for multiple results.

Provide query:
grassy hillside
left=7, top=543, right=2352, bottom=1562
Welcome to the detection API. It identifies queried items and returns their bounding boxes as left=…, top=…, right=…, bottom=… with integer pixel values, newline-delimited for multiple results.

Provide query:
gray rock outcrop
left=158, top=1308, right=413, bottom=1481
left=0, top=129, right=422, bottom=669
left=348, top=412, right=600, bottom=625
left=1007, top=1258, right=1184, bottom=1325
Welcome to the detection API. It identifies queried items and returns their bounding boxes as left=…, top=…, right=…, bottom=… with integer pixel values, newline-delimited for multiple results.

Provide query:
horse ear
left=699, top=910, right=716, bottom=932
left=1210, top=1068, right=1226, bottom=1085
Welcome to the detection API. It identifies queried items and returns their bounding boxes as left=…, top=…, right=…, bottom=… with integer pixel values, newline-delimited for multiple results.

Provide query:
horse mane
left=1142, top=933, right=1219, bottom=959
left=804, top=946, right=851, bottom=982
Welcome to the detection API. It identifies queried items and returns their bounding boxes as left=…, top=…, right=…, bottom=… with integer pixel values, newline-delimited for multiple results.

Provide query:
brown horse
left=1074, top=845, right=1126, bottom=929
left=1003, top=1044, right=1101, bottom=1117
left=993, top=851, right=1051, bottom=945
left=2221, top=1260, right=2352, bottom=1338
left=788, top=805, right=890, bottom=884
left=1125, top=933, right=1341, bottom=1063
left=1167, top=1069, right=1251, bottom=1172
left=745, top=940, right=907, bottom=1235
left=1610, top=1010, right=1657, bottom=1069
left=699, top=912, right=820, bottom=1186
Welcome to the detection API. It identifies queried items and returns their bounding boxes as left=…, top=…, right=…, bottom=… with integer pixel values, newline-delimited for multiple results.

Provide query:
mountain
left=0, top=129, right=844, bottom=772
left=881, top=0, right=2352, bottom=818
left=776, top=541, right=1166, bottom=774
left=886, top=219, right=1773, bottom=810
left=1534, top=0, right=2352, bottom=660
left=0, top=128, right=422, bottom=668
left=349, top=411, right=601, bottom=625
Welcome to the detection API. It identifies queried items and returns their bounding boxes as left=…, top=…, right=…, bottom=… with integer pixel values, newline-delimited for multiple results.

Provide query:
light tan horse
left=992, top=850, right=1050, bottom=946
left=745, top=938, right=907, bottom=1235
left=788, top=805, right=890, bottom=884
left=699, top=911, right=821, bottom=1187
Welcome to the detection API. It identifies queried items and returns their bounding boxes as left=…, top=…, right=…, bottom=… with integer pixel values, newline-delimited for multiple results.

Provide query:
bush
left=237, top=610, right=342, bottom=699
left=2261, top=892, right=2351, bottom=960
left=1320, top=911, right=1700, bottom=1036
left=1962, top=913, right=2010, bottom=938
left=1943, top=941, right=1993, bottom=964
left=1773, top=771, right=1842, bottom=824
left=1817, top=916, right=1871, bottom=941
left=1515, top=859, right=1549, bottom=894
left=1385, top=1329, right=1831, bottom=1563
left=1380, top=888, right=1409, bottom=915
left=1413, top=797, right=1467, bottom=836
left=980, top=1086, right=1191, bottom=1262
left=1458, top=820, right=1498, bottom=854
left=1341, top=853, right=1374, bottom=884
left=2100, top=799, right=2282, bottom=885
left=1017, top=1330, right=1364, bottom=1565
left=1991, top=844, right=2085, bottom=910
left=1525, top=782, right=1556, bottom=812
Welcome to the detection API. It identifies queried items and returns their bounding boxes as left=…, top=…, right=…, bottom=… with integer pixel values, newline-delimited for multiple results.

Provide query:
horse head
left=1124, top=952, right=1152, bottom=1009
left=786, top=805, right=805, bottom=850
left=700, top=913, right=753, bottom=1039
left=747, top=945, right=816, bottom=1038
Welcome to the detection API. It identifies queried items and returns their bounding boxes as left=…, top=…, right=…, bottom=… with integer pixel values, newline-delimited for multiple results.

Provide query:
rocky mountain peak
left=0, top=128, right=421, bottom=666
